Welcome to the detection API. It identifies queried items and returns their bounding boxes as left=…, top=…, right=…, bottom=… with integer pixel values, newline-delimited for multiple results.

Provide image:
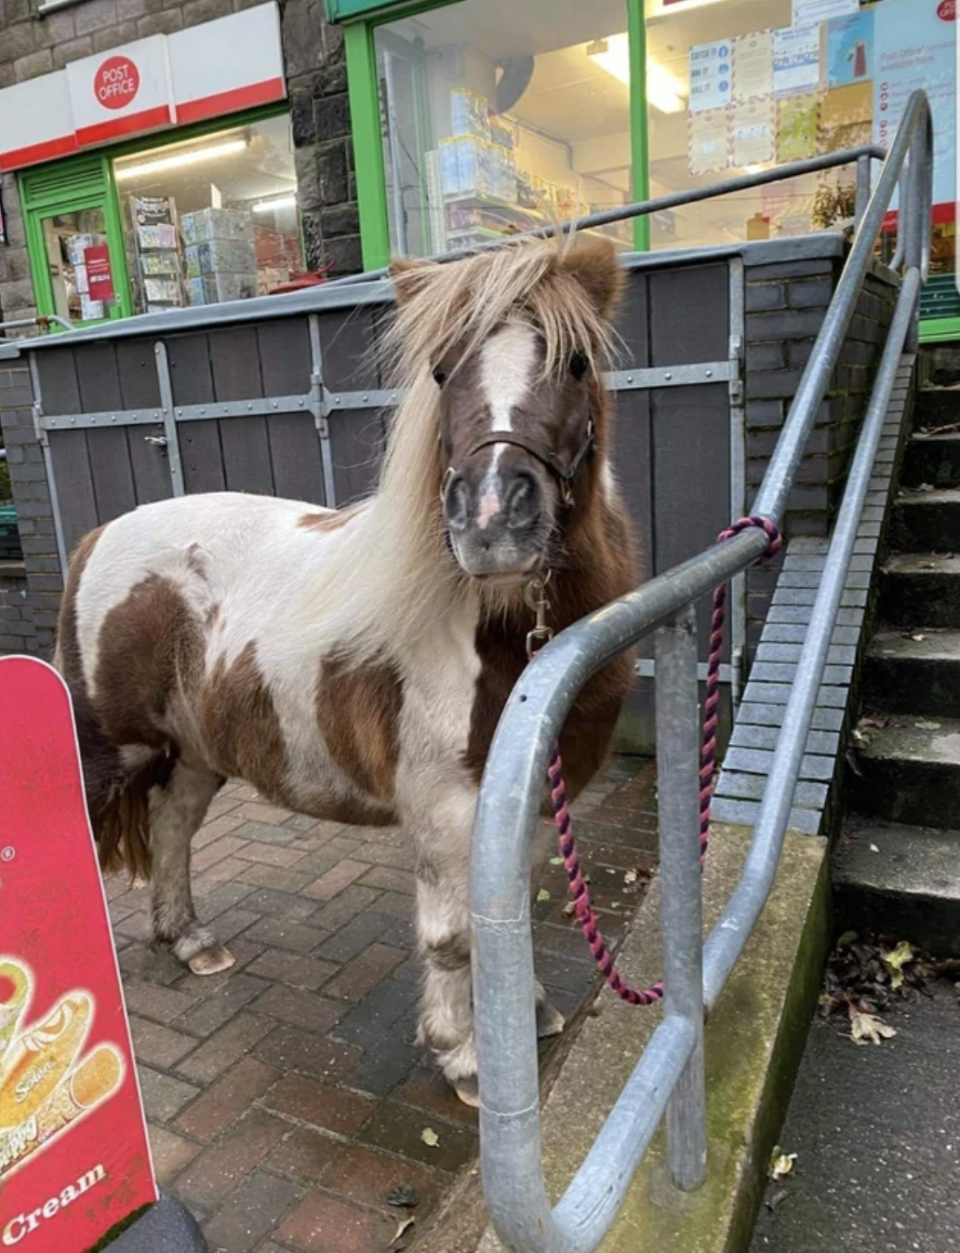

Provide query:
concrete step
left=891, top=487, right=960, bottom=552
left=833, top=817, right=960, bottom=956
left=902, top=432, right=960, bottom=489
left=847, top=714, right=960, bottom=830
left=879, top=553, right=960, bottom=628
left=863, top=629, right=960, bottom=718
left=914, top=385, right=960, bottom=430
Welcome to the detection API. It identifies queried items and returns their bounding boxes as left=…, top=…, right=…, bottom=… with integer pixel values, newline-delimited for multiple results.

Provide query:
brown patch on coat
left=298, top=505, right=363, bottom=533
left=316, top=658, right=403, bottom=804
left=464, top=384, right=640, bottom=801
left=199, top=641, right=288, bottom=799
left=92, top=574, right=206, bottom=750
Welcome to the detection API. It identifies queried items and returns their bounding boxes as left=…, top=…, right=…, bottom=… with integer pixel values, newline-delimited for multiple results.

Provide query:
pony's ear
left=561, top=236, right=624, bottom=320
left=389, top=257, right=438, bottom=305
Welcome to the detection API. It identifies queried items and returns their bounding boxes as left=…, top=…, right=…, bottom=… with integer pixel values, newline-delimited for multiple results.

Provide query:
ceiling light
left=115, top=139, right=247, bottom=182
left=587, top=35, right=686, bottom=114
left=251, top=194, right=298, bottom=214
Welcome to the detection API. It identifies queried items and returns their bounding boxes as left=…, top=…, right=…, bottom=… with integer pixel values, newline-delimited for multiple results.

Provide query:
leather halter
left=446, top=419, right=596, bottom=508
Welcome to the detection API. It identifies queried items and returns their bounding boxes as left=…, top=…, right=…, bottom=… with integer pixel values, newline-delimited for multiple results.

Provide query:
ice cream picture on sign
left=0, top=959, right=123, bottom=1182
left=93, top=57, right=140, bottom=110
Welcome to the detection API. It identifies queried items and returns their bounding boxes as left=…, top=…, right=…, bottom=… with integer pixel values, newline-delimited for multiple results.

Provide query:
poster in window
left=874, top=0, right=955, bottom=206
left=777, top=94, right=820, bottom=162
left=689, top=40, right=733, bottom=113
left=689, top=109, right=730, bottom=175
left=826, top=11, right=875, bottom=89
left=773, top=25, right=822, bottom=98
left=792, top=0, right=857, bottom=26
left=731, top=98, right=776, bottom=167
left=732, top=31, right=774, bottom=103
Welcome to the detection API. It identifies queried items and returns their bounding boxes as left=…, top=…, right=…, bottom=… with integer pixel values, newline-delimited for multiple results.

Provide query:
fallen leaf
left=910, top=633, right=928, bottom=642
left=549, top=856, right=564, bottom=866
left=420, top=1128, right=440, bottom=1148
left=869, top=843, right=880, bottom=853
left=388, top=1184, right=419, bottom=1209
left=915, top=720, right=942, bottom=730
left=624, top=868, right=639, bottom=885
left=766, top=1187, right=790, bottom=1213
left=849, top=1007, right=897, bottom=1045
left=563, top=901, right=576, bottom=918
left=392, top=1216, right=415, bottom=1244
left=882, top=941, right=915, bottom=990
left=768, top=1146, right=797, bottom=1181
left=837, top=931, right=858, bottom=948
left=536, top=888, right=551, bottom=903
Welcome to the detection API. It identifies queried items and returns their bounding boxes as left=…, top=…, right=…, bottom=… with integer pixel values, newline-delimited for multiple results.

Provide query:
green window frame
left=19, top=103, right=294, bottom=330
left=342, top=0, right=651, bottom=270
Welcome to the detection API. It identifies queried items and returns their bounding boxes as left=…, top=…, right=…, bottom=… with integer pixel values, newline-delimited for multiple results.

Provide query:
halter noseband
left=444, top=419, right=596, bottom=509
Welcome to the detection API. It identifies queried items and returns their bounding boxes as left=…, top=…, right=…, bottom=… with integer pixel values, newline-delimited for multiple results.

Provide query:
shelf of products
left=130, top=197, right=184, bottom=314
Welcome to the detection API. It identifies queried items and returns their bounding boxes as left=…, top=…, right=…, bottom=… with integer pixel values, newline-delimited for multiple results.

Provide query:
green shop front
left=332, top=0, right=958, bottom=339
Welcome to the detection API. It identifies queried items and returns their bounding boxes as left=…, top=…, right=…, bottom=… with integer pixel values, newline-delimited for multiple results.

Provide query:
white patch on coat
left=479, top=320, right=538, bottom=434
left=600, top=457, right=617, bottom=501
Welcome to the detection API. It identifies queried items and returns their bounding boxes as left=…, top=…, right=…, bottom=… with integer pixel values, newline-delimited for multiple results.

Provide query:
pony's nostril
left=445, top=475, right=470, bottom=531
left=506, top=473, right=540, bottom=529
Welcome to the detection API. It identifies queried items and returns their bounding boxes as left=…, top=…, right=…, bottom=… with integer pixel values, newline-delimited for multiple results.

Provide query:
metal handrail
left=470, top=90, right=932, bottom=1253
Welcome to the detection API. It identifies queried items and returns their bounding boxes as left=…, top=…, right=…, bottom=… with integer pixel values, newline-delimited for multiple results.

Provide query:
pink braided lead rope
left=547, top=515, right=783, bottom=1006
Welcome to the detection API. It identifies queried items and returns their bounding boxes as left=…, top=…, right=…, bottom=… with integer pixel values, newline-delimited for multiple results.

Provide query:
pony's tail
left=95, top=767, right=154, bottom=881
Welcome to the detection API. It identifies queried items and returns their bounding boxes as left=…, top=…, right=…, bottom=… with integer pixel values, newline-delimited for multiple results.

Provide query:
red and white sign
left=0, top=3, right=285, bottom=172
left=939, top=0, right=956, bottom=20
left=0, top=658, right=157, bottom=1253
left=83, top=245, right=115, bottom=302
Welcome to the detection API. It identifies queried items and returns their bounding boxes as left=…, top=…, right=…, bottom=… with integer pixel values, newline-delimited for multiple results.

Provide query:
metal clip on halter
left=524, top=572, right=554, bottom=659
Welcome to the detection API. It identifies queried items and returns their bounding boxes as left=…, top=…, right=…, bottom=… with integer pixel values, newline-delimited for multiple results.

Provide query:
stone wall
left=0, top=0, right=360, bottom=325
left=742, top=253, right=900, bottom=653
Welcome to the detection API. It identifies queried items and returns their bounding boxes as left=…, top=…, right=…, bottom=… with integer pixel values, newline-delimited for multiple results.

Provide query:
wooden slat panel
left=75, top=342, right=121, bottom=413
left=36, top=347, right=80, bottom=415
left=648, top=263, right=729, bottom=366
left=328, top=410, right=384, bottom=506
left=319, top=308, right=380, bottom=391
left=257, top=319, right=312, bottom=395
left=167, top=334, right=224, bottom=494
left=651, top=382, right=730, bottom=660
left=49, top=431, right=98, bottom=553
left=210, top=327, right=274, bottom=496
left=116, top=339, right=161, bottom=409
left=86, top=426, right=136, bottom=523
left=257, top=320, right=324, bottom=503
left=613, top=269, right=651, bottom=368
left=127, top=424, right=173, bottom=505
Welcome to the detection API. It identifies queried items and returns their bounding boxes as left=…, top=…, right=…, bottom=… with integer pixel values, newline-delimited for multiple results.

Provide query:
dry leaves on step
left=768, top=1146, right=797, bottom=1181
left=849, top=1006, right=897, bottom=1045
left=420, top=1128, right=440, bottom=1148
left=902, top=632, right=927, bottom=642
left=882, top=941, right=915, bottom=991
left=387, top=1185, right=419, bottom=1209
left=392, top=1217, right=415, bottom=1247
left=536, top=888, right=551, bottom=902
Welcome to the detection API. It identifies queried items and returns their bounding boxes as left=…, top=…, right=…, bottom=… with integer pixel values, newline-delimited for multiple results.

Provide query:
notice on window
left=792, top=0, right=857, bottom=26
left=731, top=31, right=774, bottom=102
left=731, top=98, right=776, bottom=167
left=777, top=94, right=820, bottom=161
left=689, top=40, right=733, bottom=113
left=83, top=244, right=114, bottom=303
left=826, top=10, right=875, bottom=89
left=773, top=25, right=821, bottom=97
left=689, top=110, right=730, bottom=175
left=874, top=0, right=955, bottom=207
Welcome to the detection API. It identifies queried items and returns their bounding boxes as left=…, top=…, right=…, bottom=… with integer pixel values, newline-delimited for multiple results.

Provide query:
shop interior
left=374, top=0, right=634, bottom=256
left=42, top=208, right=110, bottom=323
left=112, top=114, right=302, bottom=314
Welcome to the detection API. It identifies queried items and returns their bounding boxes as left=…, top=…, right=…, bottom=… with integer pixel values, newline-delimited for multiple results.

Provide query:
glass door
left=26, top=194, right=133, bottom=329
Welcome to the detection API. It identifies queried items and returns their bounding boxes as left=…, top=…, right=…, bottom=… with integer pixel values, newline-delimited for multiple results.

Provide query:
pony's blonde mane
left=309, top=236, right=620, bottom=665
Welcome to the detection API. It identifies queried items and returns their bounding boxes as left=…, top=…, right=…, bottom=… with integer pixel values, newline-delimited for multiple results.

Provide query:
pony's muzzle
left=443, top=463, right=546, bottom=579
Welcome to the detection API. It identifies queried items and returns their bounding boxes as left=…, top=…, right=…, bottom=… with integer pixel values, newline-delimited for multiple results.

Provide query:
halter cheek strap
left=454, top=419, right=597, bottom=508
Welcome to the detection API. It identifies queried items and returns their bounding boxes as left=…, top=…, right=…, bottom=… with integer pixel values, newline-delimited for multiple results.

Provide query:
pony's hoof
left=451, top=1075, right=480, bottom=1108
left=537, top=999, right=566, bottom=1039
left=187, top=943, right=235, bottom=976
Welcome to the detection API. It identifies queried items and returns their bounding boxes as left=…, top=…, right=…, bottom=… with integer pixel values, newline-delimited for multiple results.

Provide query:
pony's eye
left=432, top=366, right=447, bottom=386
left=570, top=352, right=588, bottom=380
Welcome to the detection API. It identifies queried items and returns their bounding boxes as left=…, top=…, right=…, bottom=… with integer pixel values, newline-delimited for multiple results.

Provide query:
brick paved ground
left=106, top=756, right=658, bottom=1253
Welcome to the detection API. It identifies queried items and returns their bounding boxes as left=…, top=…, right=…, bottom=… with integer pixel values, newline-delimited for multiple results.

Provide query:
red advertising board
left=83, top=244, right=115, bottom=303
left=0, top=658, right=157, bottom=1253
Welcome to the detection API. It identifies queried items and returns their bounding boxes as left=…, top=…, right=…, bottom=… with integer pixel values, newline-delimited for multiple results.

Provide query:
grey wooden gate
left=1, top=234, right=898, bottom=750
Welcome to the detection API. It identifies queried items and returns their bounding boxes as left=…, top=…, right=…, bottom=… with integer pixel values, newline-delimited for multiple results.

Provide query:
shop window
left=645, top=0, right=955, bottom=318
left=112, top=115, right=303, bottom=313
left=372, top=0, right=634, bottom=257
left=40, top=208, right=112, bottom=324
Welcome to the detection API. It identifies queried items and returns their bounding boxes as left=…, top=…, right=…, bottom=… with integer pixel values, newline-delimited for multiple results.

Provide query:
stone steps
left=833, top=817, right=960, bottom=956
left=902, top=432, right=960, bottom=489
left=891, top=486, right=960, bottom=552
left=846, top=714, right=960, bottom=830
left=879, top=552, right=960, bottom=627
left=863, top=628, right=960, bottom=718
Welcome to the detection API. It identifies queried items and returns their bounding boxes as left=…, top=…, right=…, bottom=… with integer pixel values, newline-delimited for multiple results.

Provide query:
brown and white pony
left=54, top=236, right=640, bottom=1103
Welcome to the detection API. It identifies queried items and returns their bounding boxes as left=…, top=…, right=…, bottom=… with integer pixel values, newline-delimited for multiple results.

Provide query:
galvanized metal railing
left=470, top=90, right=932, bottom=1253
